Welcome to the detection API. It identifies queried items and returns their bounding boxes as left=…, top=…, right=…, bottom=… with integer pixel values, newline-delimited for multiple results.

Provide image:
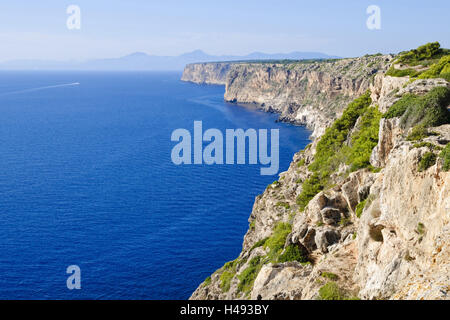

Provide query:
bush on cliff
left=318, top=282, right=344, bottom=300
left=347, top=107, right=382, bottom=171
left=418, top=55, right=450, bottom=81
left=418, top=152, right=437, bottom=172
left=264, top=222, right=292, bottom=261
left=384, top=86, right=450, bottom=131
left=386, top=42, right=450, bottom=80
left=277, top=244, right=308, bottom=263
left=220, top=259, right=238, bottom=292
left=296, top=92, right=375, bottom=211
left=440, top=144, right=450, bottom=171
left=237, top=256, right=263, bottom=294
left=396, top=42, right=444, bottom=65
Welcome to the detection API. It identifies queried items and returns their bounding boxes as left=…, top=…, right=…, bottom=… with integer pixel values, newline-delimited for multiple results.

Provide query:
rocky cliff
left=184, top=45, right=450, bottom=300
left=182, top=56, right=393, bottom=138
left=181, top=62, right=231, bottom=85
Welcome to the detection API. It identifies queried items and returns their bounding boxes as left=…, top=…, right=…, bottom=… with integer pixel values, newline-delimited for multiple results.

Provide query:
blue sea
left=0, top=71, right=310, bottom=299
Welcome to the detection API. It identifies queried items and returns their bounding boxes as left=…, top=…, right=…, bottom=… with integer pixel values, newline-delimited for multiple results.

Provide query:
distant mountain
left=0, top=50, right=339, bottom=71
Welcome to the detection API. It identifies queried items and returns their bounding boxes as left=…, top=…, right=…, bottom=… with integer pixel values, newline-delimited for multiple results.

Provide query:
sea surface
left=0, top=71, right=310, bottom=299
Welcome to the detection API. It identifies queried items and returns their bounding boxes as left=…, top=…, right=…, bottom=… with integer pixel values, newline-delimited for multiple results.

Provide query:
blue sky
left=0, top=0, right=449, bottom=61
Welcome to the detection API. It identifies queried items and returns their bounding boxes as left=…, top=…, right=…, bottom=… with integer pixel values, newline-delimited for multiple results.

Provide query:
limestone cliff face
left=182, top=56, right=393, bottom=138
left=184, top=57, right=450, bottom=300
left=181, top=63, right=230, bottom=85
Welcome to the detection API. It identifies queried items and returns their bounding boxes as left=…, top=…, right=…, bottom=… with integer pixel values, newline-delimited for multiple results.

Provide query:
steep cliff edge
left=185, top=43, right=450, bottom=300
left=182, top=56, right=393, bottom=138
left=181, top=62, right=231, bottom=85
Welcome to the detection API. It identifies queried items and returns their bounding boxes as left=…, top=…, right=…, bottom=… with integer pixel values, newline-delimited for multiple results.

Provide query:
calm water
left=0, top=71, right=310, bottom=299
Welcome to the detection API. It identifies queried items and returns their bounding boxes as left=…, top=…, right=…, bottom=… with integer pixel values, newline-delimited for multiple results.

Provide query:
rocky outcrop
left=186, top=55, right=450, bottom=300
left=182, top=55, right=393, bottom=138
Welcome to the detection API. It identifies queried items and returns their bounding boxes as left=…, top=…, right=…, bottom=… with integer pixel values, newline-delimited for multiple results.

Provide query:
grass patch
left=318, top=282, right=345, bottom=300
left=264, top=222, right=292, bottom=262
left=237, top=256, right=263, bottom=294
left=203, top=276, right=212, bottom=286
left=418, top=152, right=437, bottom=172
left=355, top=199, right=367, bottom=218
left=250, top=237, right=268, bottom=251
left=321, top=272, right=339, bottom=281
left=220, top=259, right=238, bottom=292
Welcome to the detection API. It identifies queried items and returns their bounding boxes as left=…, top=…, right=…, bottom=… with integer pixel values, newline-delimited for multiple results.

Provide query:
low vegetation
left=237, top=256, right=263, bottom=294
left=355, top=199, right=367, bottom=218
left=386, top=42, right=450, bottom=81
left=418, top=152, right=437, bottom=172
left=321, top=271, right=339, bottom=281
left=297, top=92, right=380, bottom=211
left=220, top=260, right=237, bottom=292
left=384, top=87, right=450, bottom=141
left=277, top=244, right=308, bottom=263
left=264, top=222, right=292, bottom=261
left=440, top=144, right=450, bottom=171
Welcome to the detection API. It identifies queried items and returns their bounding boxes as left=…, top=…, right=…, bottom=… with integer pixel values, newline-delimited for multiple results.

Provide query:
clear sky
left=0, top=0, right=449, bottom=61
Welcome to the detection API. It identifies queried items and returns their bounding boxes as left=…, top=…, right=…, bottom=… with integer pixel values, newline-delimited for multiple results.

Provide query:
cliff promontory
left=183, top=42, right=450, bottom=300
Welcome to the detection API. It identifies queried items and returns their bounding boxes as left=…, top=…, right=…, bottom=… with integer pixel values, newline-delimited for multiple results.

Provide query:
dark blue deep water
left=0, top=71, right=310, bottom=299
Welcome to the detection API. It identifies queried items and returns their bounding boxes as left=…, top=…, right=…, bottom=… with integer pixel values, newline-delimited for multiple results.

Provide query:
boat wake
left=0, top=82, right=80, bottom=96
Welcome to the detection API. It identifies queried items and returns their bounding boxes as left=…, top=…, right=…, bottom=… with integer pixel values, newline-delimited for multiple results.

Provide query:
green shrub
left=418, top=55, right=450, bottom=81
left=400, top=86, right=450, bottom=129
left=250, top=237, right=268, bottom=251
left=220, top=259, right=238, bottom=292
left=386, top=67, right=421, bottom=78
left=440, top=144, right=450, bottom=171
left=397, top=42, right=444, bottom=65
left=237, top=256, right=263, bottom=293
left=277, top=244, right=308, bottom=263
left=296, top=172, right=325, bottom=211
left=204, top=276, right=212, bottom=286
left=276, top=202, right=290, bottom=209
left=406, top=124, right=431, bottom=141
left=416, top=222, right=426, bottom=235
left=384, top=94, right=416, bottom=119
left=296, top=92, right=373, bottom=211
left=321, top=272, right=339, bottom=281
left=355, top=199, right=367, bottom=218
left=413, top=142, right=443, bottom=151
left=264, top=222, right=292, bottom=261
left=346, top=107, right=382, bottom=171
left=387, top=43, right=450, bottom=80
left=297, top=159, right=306, bottom=167
left=220, top=271, right=234, bottom=292
left=418, top=152, right=437, bottom=172
left=318, top=282, right=344, bottom=300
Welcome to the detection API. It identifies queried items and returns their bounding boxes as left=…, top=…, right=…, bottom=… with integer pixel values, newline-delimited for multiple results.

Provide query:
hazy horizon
left=0, top=0, right=449, bottom=62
